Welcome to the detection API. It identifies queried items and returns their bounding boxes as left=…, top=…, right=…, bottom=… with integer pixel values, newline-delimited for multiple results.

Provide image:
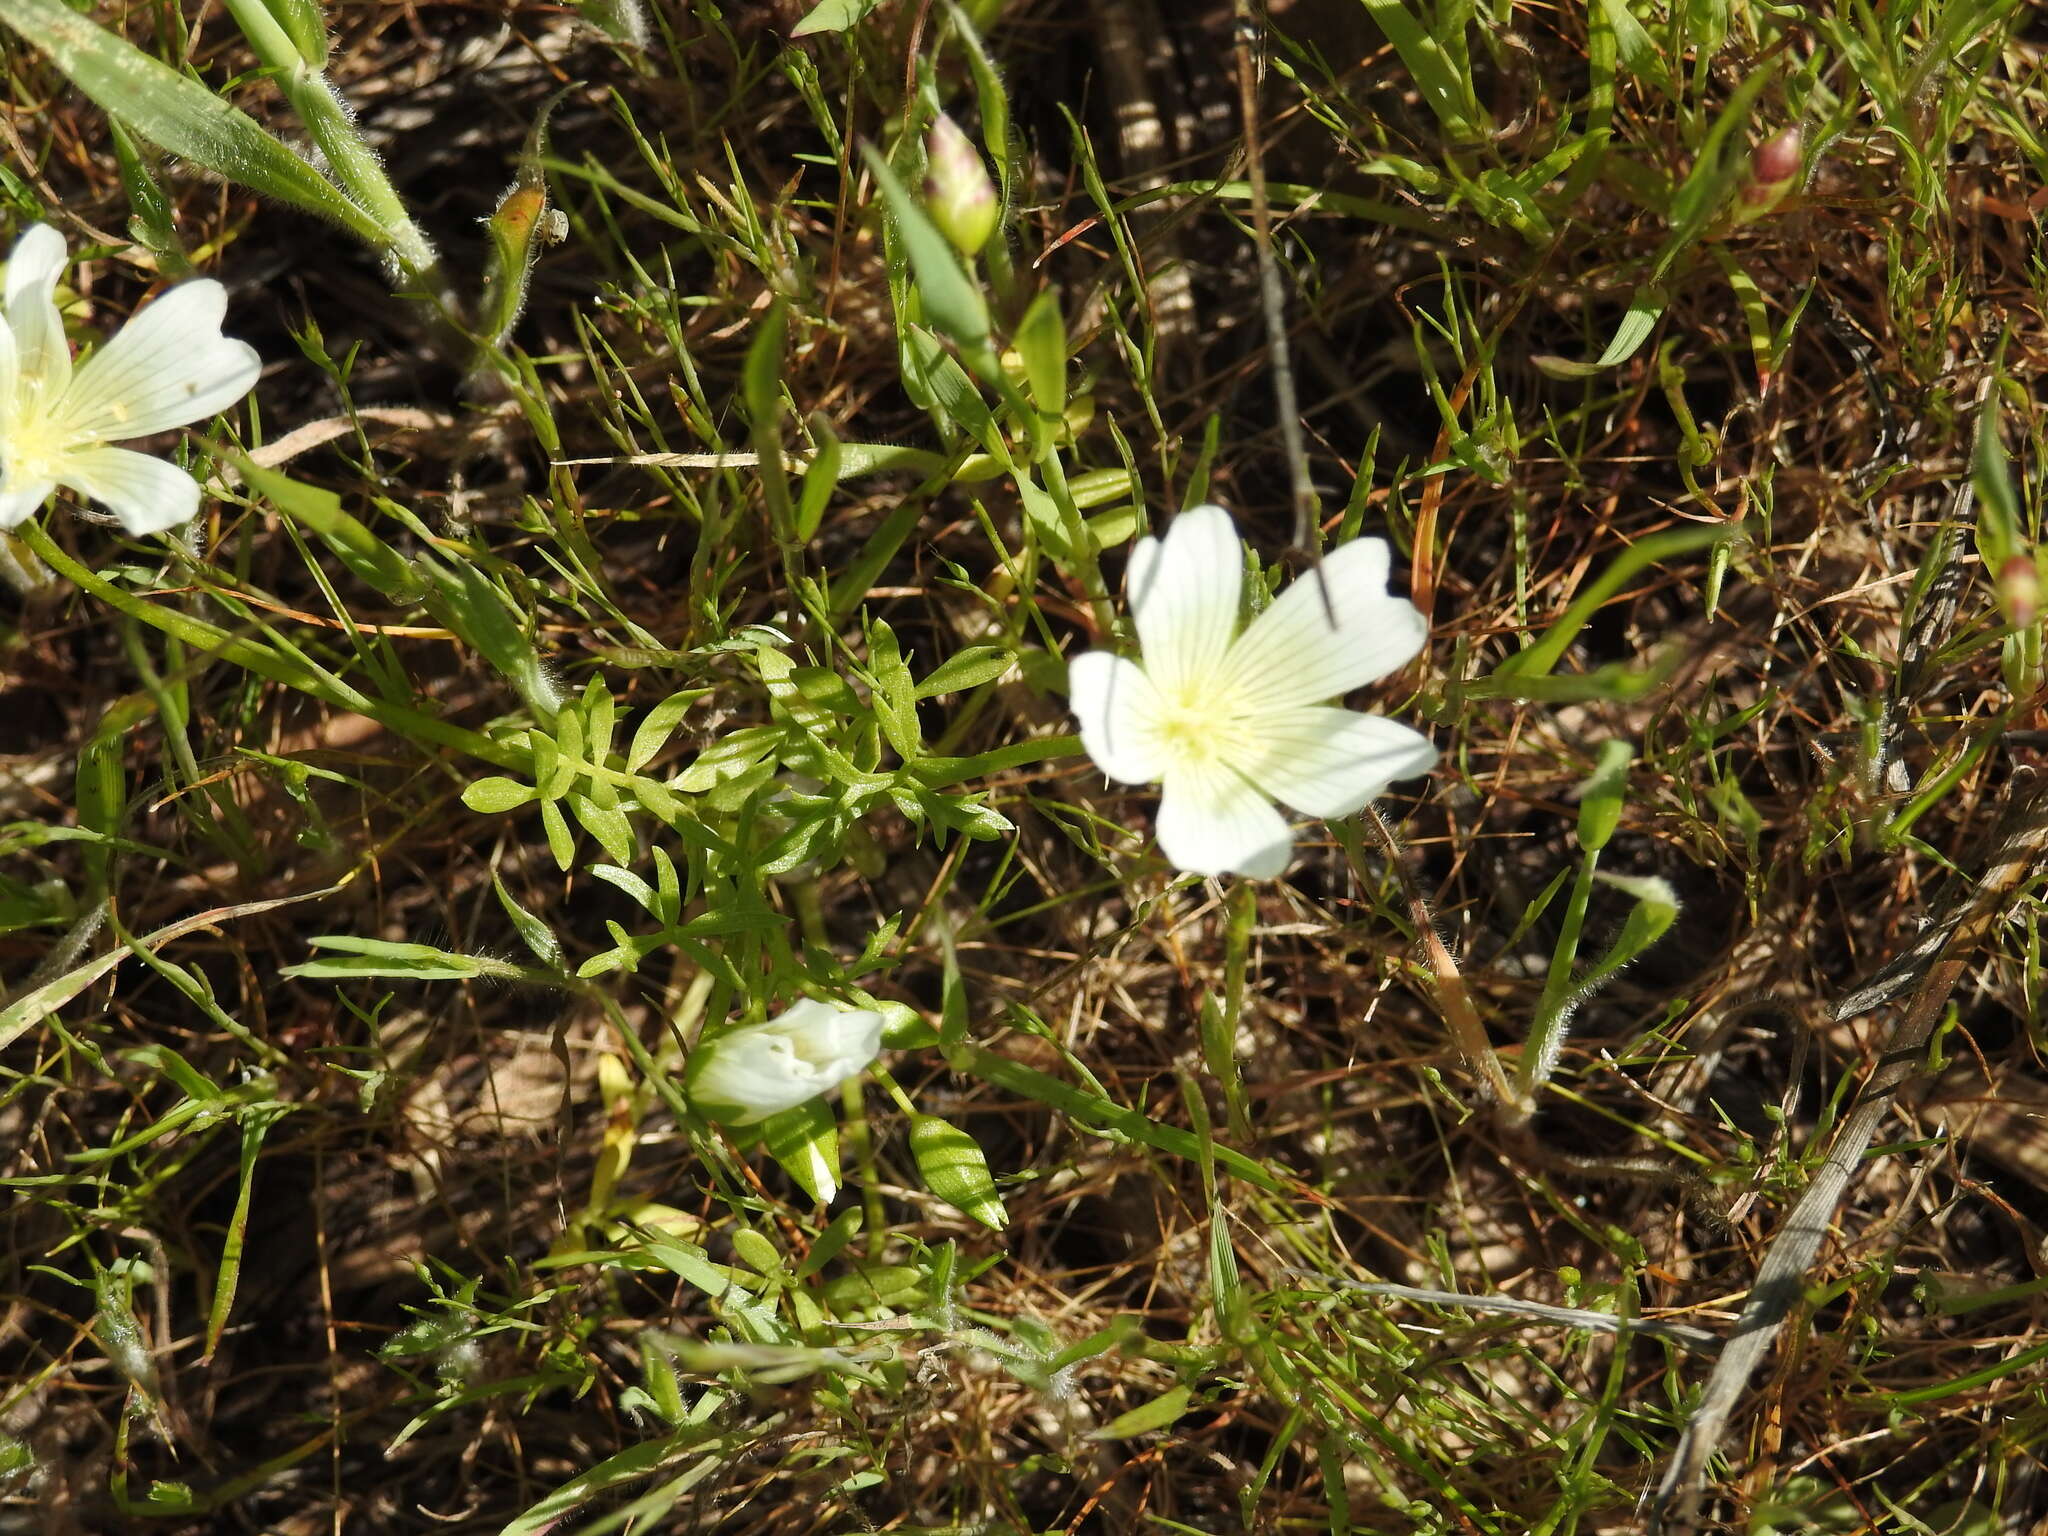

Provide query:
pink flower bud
left=1735, top=127, right=1803, bottom=223
left=1998, top=554, right=2040, bottom=629
left=924, top=112, right=999, bottom=256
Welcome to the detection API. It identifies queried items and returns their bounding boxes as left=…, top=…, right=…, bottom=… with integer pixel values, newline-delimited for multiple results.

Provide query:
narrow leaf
left=0, top=0, right=384, bottom=246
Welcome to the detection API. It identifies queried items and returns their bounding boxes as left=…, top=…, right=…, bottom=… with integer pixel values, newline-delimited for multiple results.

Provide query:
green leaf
left=204, top=1105, right=289, bottom=1359
left=1491, top=523, right=1737, bottom=682
left=108, top=118, right=185, bottom=274
left=0, top=0, right=385, bottom=247
left=1974, top=385, right=2022, bottom=573
left=541, top=798, right=576, bottom=870
left=1537, top=282, right=1669, bottom=379
left=630, top=774, right=682, bottom=825
left=580, top=678, right=618, bottom=768
left=795, top=415, right=843, bottom=542
left=1579, top=873, right=1680, bottom=993
left=1012, top=287, right=1068, bottom=425
left=1577, top=739, right=1634, bottom=852
left=817, top=1261, right=923, bottom=1314
left=422, top=558, right=558, bottom=723
left=492, top=873, right=562, bottom=967
left=908, top=1115, right=1008, bottom=1229
left=950, top=3, right=1015, bottom=212
left=916, top=645, right=1013, bottom=698
left=791, top=0, right=880, bottom=34
left=569, top=792, right=637, bottom=867
left=262, top=0, right=329, bottom=64
left=729, top=1227, right=786, bottom=1279
left=77, top=694, right=153, bottom=888
left=627, top=690, right=706, bottom=772
left=1593, top=0, right=1664, bottom=84
left=950, top=1042, right=1288, bottom=1194
left=742, top=297, right=790, bottom=448
left=281, top=935, right=520, bottom=982
left=241, top=461, right=422, bottom=600
left=547, top=712, right=584, bottom=799
left=1091, top=1385, right=1192, bottom=1440
left=866, top=620, right=922, bottom=760
left=1652, top=64, right=1774, bottom=279
left=905, top=326, right=1002, bottom=453
left=795, top=1207, right=865, bottom=1280
left=1595, top=287, right=1665, bottom=368
left=760, top=1100, right=842, bottom=1205
left=463, top=777, right=538, bottom=814
left=1356, top=0, right=1482, bottom=138
left=676, top=725, right=782, bottom=793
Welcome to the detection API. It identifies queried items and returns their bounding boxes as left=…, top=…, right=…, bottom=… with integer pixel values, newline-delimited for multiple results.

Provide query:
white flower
left=686, top=999, right=885, bottom=1126
left=0, top=224, right=261, bottom=535
left=1067, top=504, right=1437, bottom=879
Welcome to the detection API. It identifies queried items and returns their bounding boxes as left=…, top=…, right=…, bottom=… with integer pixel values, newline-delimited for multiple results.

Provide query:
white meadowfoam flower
left=686, top=999, right=885, bottom=1127
left=1067, top=503, right=1437, bottom=880
left=0, top=224, right=261, bottom=535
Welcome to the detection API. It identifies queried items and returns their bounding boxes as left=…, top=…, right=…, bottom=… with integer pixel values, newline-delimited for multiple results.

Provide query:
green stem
left=911, top=734, right=1084, bottom=790
left=951, top=1042, right=1290, bottom=1195
left=19, top=521, right=522, bottom=771
left=1513, top=847, right=1599, bottom=1111
left=216, top=0, right=440, bottom=289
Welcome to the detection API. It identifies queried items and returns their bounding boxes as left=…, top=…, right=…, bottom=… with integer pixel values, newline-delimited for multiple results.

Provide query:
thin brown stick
left=1230, top=0, right=1330, bottom=618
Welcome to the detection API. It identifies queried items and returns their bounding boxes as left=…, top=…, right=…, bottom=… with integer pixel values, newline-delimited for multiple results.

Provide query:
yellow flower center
left=3, top=409, right=67, bottom=484
left=1148, top=674, right=1256, bottom=772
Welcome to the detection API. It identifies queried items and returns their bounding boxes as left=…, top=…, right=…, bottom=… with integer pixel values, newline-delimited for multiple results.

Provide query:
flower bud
left=924, top=112, right=999, bottom=257
left=1997, top=553, right=2040, bottom=629
left=1734, top=127, right=1803, bottom=224
left=686, top=1000, right=884, bottom=1125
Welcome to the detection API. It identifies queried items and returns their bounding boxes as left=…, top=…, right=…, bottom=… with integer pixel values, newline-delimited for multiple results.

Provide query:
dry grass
left=4, top=2, right=2048, bottom=1533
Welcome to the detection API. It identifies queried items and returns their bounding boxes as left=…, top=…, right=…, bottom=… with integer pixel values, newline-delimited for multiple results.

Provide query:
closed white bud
left=686, top=999, right=884, bottom=1125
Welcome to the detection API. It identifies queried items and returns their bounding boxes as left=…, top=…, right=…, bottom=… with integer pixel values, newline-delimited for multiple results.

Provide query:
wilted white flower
left=1067, top=503, right=1436, bottom=879
left=687, top=999, right=885, bottom=1127
left=0, top=224, right=261, bottom=534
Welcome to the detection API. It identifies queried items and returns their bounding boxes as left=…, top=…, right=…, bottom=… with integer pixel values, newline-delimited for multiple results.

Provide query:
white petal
left=774, top=998, right=884, bottom=1079
left=1128, top=503, right=1243, bottom=697
left=0, top=472, right=54, bottom=528
left=3, top=224, right=71, bottom=410
left=690, top=1035, right=812, bottom=1125
left=799, top=1138, right=839, bottom=1205
left=1221, top=537, right=1427, bottom=708
left=1155, top=758, right=1293, bottom=879
left=1067, top=649, right=1168, bottom=784
left=0, top=301, right=17, bottom=419
left=1241, top=707, right=1438, bottom=819
left=3, top=225, right=67, bottom=308
left=60, top=279, right=260, bottom=441
left=59, top=446, right=202, bottom=534
left=689, top=1002, right=884, bottom=1125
